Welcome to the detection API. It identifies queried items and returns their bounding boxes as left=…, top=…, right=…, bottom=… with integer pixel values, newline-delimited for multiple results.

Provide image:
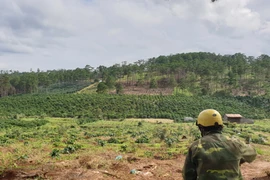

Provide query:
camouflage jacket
left=182, top=131, right=257, bottom=180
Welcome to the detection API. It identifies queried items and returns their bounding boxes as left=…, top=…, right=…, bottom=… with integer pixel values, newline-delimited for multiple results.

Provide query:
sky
left=0, top=0, right=270, bottom=72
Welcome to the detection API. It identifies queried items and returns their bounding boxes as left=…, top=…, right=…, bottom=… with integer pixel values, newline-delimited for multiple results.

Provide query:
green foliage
left=135, top=136, right=149, bottom=143
left=0, top=136, right=10, bottom=145
left=120, top=144, right=127, bottom=152
left=0, top=119, right=48, bottom=129
left=149, top=78, right=158, bottom=88
left=137, top=121, right=143, bottom=127
left=96, top=139, right=105, bottom=146
left=115, top=83, right=124, bottom=94
left=144, top=151, right=153, bottom=158
left=1, top=52, right=270, bottom=98
left=77, top=118, right=96, bottom=125
left=154, top=128, right=167, bottom=141
left=0, top=94, right=269, bottom=120
left=0, top=116, right=270, bottom=174
left=105, top=76, right=116, bottom=89
left=96, top=82, right=108, bottom=94
left=165, top=137, right=174, bottom=147
left=169, top=76, right=177, bottom=87
left=38, top=81, right=91, bottom=94
left=50, top=149, right=60, bottom=158
left=62, top=144, right=81, bottom=154
left=190, top=127, right=201, bottom=141
left=107, top=138, right=121, bottom=144
left=17, top=154, right=29, bottom=160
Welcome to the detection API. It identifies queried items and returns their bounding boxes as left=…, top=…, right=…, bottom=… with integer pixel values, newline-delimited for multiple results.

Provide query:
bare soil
left=1, top=153, right=269, bottom=180
left=125, top=118, right=174, bottom=124
left=110, top=85, right=174, bottom=95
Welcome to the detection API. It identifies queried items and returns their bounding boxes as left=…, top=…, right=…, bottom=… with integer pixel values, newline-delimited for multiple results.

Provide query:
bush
left=50, top=149, right=60, bottom=158
left=62, top=144, right=81, bottom=154
left=154, top=127, right=167, bottom=141
left=107, top=138, right=121, bottom=144
left=96, top=139, right=105, bottom=146
left=135, top=136, right=149, bottom=143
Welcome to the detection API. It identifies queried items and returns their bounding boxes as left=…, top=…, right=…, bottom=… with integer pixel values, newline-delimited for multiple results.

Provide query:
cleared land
left=125, top=118, right=174, bottom=124
left=0, top=118, right=270, bottom=180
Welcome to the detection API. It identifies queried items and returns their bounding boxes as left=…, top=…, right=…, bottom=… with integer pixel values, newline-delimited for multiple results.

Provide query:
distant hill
left=0, top=52, right=269, bottom=97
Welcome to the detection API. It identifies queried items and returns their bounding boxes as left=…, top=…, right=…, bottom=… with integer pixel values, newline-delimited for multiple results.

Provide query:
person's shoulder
left=224, top=135, right=243, bottom=143
left=189, top=139, right=202, bottom=150
left=223, top=135, right=251, bottom=149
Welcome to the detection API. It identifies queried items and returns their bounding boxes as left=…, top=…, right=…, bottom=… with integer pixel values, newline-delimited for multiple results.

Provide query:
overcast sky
left=0, top=0, right=269, bottom=72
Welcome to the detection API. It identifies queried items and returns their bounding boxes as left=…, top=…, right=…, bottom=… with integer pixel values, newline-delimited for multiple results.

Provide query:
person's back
left=182, top=109, right=257, bottom=180
left=185, top=132, right=256, bottom=179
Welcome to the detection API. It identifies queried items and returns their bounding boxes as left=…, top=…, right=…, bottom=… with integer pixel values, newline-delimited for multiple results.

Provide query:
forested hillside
left=0, top=52, right=270, bottom=97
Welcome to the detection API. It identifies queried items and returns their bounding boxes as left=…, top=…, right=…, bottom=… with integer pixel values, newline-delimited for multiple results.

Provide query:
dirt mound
left=241, top=156, right=270, bottom=180
left=1, top=154, right=269, bottom=180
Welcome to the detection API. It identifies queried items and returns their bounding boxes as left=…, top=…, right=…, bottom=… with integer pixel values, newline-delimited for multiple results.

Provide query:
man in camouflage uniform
left=182, top=109, right=257, bottom=180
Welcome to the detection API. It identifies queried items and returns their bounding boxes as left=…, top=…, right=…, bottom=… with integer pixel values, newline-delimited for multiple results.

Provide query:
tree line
left=0, top=52, right=270, bottom=97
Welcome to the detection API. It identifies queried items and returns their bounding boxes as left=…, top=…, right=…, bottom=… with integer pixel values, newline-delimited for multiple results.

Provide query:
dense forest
left=0, top=52, right=270, bottom=97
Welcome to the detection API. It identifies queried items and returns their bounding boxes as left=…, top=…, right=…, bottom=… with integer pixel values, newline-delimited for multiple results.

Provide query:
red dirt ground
left=1, top=153, right=269, bottom=180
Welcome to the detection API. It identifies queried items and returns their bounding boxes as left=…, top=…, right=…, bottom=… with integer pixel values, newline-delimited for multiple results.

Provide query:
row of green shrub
left=0, top=94, right=269, bottom=121
left=0, top=119, right=48, bottom=129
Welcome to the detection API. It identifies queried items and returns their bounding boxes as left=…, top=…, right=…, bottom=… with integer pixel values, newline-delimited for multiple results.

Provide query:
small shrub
left=256, top=148, right=263, bottom=155
left=135, top=136, right=149, bottom=143
left=137, top=121, right=143, bottom=127
left=120, top=145, right=127, bottom=152
left=252, top=136, right=266, bottom=145
left=107, top=138, right=121, bottom=144
left=63, top=145, right=76, bottom=154
left=62, top=144, right=81, bottom=154
left=165, top=137, right=174, bottom=147
left=17, top=154, right=28, bottom=160
left=144, top=151, right=153, bottom=158
left=154, top=128, right=167, bottom=141
left=0, top=136, right=10, bottom=145
left=96, top=139, right=105, bottom=146
left=50, top=149, right=60, bottom=158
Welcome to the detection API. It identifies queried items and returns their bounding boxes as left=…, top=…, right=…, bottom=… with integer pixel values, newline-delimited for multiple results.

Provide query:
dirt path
left=241, top=156, right=270, bottom=180
left=1, top=154, right=269, bottom=180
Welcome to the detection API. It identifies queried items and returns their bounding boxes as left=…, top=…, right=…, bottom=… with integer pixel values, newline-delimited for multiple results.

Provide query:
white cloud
left=168, top=0, right=261, bottom=35
left=259, top=22, right=270, bottom=39
left=0, top=62, right=8, bottom=69
left=0, top=0, right=269, bottom=72
left=113, top=1, right=167, bottom=25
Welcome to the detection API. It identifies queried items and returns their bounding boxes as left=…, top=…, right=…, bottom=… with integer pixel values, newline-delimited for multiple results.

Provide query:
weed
left=165, top=137, right=175, bottom=147
left=107, top=138, right=121, bottom=144
left=154, top=128, right=167, bottom=141
left=50, top=149, right=60, bottom=158
left=137, top=121, right=143, bottom=127
left=62, top=144, right=81, bottom=154
left=135, top=136, right=149, bottom=143
left=17, top=154, right=28, bottom=160
left=96, top=139, right=105, bottom=147
left=144, top=151, right=153, bottom=158
left=256, top=148, right=263, bottom=155
left=120, top=145, right=127, bottom=152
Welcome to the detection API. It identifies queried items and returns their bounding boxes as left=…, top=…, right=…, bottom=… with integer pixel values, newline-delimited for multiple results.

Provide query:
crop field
left=0, top=118, right=270, bottom=180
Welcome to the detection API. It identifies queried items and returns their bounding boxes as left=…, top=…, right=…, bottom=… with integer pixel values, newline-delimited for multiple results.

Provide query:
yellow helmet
left=197, top=109, right=223, bottom=127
